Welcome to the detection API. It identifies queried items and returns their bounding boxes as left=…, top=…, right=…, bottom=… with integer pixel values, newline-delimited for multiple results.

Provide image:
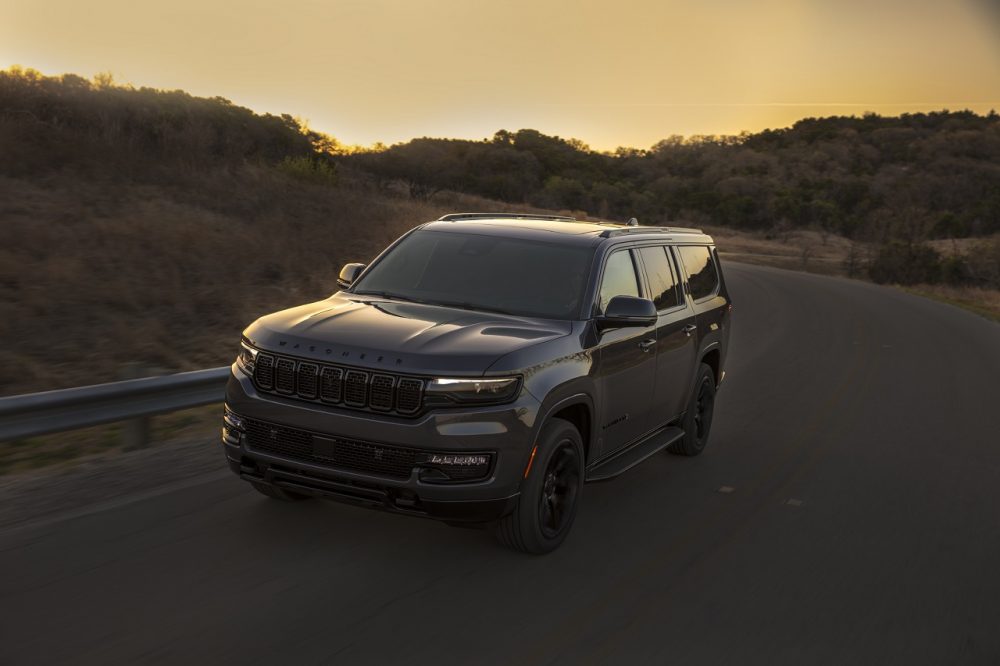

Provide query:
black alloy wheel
left=538, top=441, right=581, bottom=539
left=496, top=418, right=584, bottom=554
left=669, top=362, right=717, bottom=456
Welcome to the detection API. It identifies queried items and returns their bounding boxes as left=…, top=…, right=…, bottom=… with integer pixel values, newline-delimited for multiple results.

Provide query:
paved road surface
left=2, top=263, right=999, bottom=665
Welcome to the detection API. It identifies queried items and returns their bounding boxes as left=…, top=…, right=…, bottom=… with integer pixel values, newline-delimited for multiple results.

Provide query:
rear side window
left=597, top=250, right=639, bottom=313
left=638, top=246, right=681, bottom=311
left=677, top=245, right=720, bottom=301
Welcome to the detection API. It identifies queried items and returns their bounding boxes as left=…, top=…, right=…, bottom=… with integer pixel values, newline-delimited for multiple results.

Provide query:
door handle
left=638, top=338, right=656, bottom=352
left=682, top=324, right=697, bottom=336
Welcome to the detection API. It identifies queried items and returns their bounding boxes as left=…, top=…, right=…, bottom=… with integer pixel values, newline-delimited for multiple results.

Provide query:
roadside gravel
left=0, top=429, right=225, bottom=533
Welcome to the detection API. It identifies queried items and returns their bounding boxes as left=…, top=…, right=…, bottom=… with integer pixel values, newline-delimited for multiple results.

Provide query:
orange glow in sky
left=3, top=0, right=999, bottom=150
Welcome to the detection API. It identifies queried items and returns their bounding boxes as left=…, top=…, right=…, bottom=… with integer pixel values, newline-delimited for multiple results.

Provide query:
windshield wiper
left=355, top=292, right=518, bottom=316
left=352, top=290, right=421, bottom=303
left=430, top=300, right=519, bottom=317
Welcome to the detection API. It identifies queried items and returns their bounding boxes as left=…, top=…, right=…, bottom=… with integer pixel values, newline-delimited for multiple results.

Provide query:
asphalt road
left=2, top=263, right=999, bottom=665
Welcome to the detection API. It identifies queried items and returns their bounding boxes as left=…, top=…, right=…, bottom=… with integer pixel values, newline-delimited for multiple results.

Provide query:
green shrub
left=869, top=241, right=942, bottom=285
left=277, top=156, right=338, bottom=186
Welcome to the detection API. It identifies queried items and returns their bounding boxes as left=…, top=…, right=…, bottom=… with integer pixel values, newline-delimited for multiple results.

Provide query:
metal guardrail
left=0, top=367, right=230, bottom=445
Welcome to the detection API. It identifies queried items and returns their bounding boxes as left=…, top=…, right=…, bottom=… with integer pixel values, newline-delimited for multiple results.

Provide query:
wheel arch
left=700, top=346, right=721, bottom=386
left=534, top=393, right=594, bottom=465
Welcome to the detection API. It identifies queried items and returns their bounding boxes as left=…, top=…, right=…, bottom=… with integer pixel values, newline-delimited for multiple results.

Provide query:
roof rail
left=599, top=225, right=703, bottom=238
left=438, top=212, right=577, bottom=222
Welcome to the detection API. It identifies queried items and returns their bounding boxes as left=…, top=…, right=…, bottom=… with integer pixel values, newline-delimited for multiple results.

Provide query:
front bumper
left=222, top=367, right=539, bottom=522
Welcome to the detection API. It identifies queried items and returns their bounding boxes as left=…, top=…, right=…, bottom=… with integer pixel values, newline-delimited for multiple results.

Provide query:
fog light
left=418, top=452, right=493, bottom=483
left=426, top=454, right=489, bottom=466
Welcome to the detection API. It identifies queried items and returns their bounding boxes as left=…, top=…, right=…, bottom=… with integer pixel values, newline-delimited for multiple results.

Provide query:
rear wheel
left=251, top=481, right=311, bottom=501
left=495, top=418, right=583, bottom=554
left=669, top=363, right=717, bottom=456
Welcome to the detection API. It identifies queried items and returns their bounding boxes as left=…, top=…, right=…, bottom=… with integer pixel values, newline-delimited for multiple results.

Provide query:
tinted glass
left=597, top=250, right=639, bottom=313
left=639, top=246, right=681, bottom=310
left=352, top=230, right=593, bottom=319
left=678, top=245, right=719, bottom=300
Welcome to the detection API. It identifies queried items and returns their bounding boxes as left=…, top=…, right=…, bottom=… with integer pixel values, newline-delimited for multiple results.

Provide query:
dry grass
left=708, top=225, right=1000, bottom=321
left=0, top=167, right=566, bottom=396
left=0, top=169, right=571, bottom=475
left=707, top=225, right=855, bottom=277
left=0, top=404, right=221, bottom=476
left=901, top=284, right=1000, bottom=321
left=3, top=174, right=996, bottom=477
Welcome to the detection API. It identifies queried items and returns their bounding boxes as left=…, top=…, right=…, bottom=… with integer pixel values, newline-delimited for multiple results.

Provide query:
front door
left=593, top=249, right=658, bottom=456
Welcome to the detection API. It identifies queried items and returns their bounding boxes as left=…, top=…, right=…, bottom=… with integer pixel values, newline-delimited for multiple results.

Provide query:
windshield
left=351, top=230, right=593, bottom=319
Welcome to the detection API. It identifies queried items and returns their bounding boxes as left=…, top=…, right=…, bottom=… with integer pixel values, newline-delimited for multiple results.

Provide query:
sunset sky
left=3, top=0, right=999, bottom=150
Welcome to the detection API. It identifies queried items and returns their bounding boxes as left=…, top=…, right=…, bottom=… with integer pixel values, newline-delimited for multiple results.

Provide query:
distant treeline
left=0, top=67, right=337, bottom=179
left=348, top=117, right=1000, bottom=242
left=2, top=67, right=998, bottom=288
left=345, top=113, right=1000, bottom=287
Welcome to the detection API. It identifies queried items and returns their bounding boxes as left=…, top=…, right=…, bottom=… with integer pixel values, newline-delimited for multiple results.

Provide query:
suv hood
left=243, top=294, right=572, bottom=376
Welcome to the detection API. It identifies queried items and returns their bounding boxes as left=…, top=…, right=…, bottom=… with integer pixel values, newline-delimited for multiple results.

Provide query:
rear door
left=676, top=244, right=726, bottom=337
left=593, top=248, right=658, bottom=455
left=636, top=245, right=698, bottom=425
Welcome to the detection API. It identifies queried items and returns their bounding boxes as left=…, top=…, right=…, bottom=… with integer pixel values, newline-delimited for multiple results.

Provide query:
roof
left=422, top=213, right=713, bottom=246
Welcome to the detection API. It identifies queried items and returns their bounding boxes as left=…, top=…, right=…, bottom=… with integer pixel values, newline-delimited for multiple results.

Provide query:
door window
left=677, top=245, right=720, bottom=301
left=638, top=246, right=681, bottom=311
left=597, top=250, right=639, bottom=313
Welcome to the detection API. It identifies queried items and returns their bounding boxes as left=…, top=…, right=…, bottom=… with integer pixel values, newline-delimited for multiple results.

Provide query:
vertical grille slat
left=250, top=353, right=424, bottom=416
left=297, top=363, right=319, bottom=399
left=320, top=367, right=343, bottom=403
left=344, top=371, right=369, bottom=407
left=396, top=378, right=423, bottom=414
left=255, top=354, right=275, bottom=390
left=369, top=374, right=395, bottom=411
left=275, top=358, right=296, bottom=394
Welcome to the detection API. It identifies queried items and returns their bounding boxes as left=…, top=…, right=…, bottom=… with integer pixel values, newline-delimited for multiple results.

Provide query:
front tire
left=669, top=363, right=717, bottom=456
left=495, top=418, right=583, bottom=554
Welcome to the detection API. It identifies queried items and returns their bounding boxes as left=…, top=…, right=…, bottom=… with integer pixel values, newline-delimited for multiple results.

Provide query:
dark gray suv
left=223, top=213, right=731, bottom=553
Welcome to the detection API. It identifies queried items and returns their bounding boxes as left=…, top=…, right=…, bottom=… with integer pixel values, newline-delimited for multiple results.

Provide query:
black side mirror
left=337, top=263, right=366, bottom=288
left=597, top=295, right=657, bottom=331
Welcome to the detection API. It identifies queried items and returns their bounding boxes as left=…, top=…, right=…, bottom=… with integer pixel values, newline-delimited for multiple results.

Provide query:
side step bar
left=585, top=426, right=685, bottom=483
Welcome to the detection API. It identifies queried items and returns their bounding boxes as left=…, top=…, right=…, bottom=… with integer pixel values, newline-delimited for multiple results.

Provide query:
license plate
left=312, top=436, right=338, bottom=460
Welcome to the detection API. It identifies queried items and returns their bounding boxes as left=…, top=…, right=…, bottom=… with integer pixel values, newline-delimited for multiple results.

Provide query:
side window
left=638, top=246, right=681, bottom=311
left=677, top=245, right=720, bottom=301
left=597, top=250, right=640, bottom=313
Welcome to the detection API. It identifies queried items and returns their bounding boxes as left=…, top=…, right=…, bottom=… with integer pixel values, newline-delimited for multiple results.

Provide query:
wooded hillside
left=1, top=68, right=997, bottom=394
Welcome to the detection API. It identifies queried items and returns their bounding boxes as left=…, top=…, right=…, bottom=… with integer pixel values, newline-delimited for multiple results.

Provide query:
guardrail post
left=123, top=411, right=151, bottom=450
left=120, top=363, right=152, bottom=450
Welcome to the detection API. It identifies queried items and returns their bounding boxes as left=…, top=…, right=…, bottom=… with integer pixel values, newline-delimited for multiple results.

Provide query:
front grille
left=244, top=418, right=312, bottom=460
left=244, top=418, right=418, bottom=479
left=252, top=352, right=424, bottom=416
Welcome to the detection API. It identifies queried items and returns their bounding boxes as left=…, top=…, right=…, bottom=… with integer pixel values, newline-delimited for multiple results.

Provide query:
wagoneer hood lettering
left=243, top=294, right=572, bottom=375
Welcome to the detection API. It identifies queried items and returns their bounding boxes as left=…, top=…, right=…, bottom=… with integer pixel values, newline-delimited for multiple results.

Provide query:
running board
left=585, top=426, right=685, bottom=483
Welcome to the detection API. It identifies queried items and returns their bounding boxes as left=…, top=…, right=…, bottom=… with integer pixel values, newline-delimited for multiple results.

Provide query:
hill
left=1, top=68, right=998, bottom=395
left=347, top=114, right=1000, bottom=288
left=0, top=68, right=556, bottom=395
left=349, top=115, right=1000, bottom=240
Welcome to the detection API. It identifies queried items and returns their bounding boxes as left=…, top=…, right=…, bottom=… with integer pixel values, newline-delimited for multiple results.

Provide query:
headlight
left=424, top=377, right=520, bottom=405
left=235, top=341, right=258, bottom=376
